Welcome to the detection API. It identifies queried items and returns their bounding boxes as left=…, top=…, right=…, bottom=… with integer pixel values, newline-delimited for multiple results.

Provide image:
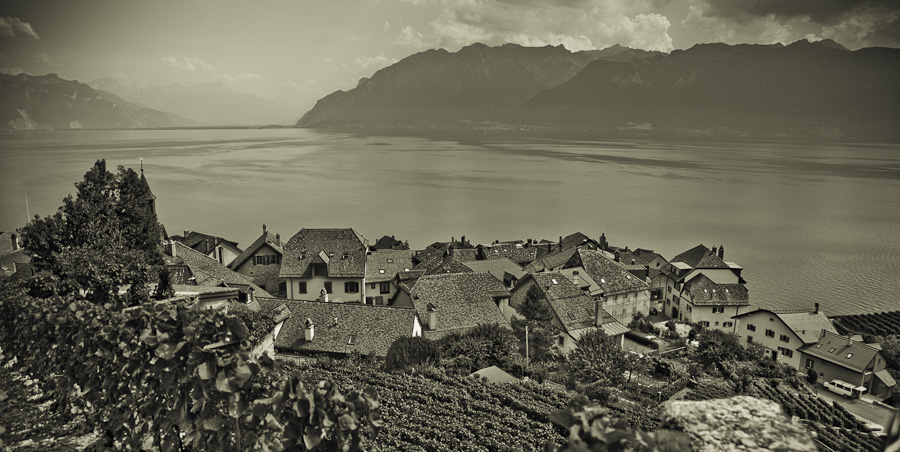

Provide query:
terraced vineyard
left=747, top=380, right=884, bottom=452
left=831, top=311, right=900, bottom=336
left=288, top=362, right=574, bottom=451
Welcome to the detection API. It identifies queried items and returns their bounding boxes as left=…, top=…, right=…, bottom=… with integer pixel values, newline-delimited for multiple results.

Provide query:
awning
left=875, top=369, right=897, bottom=388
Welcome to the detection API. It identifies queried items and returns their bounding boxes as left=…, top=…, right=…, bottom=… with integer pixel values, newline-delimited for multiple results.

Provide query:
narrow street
left=814, top=384, right=897, bottom=432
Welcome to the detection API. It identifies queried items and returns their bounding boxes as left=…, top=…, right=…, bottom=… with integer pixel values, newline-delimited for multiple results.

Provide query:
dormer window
left=387, top=258, right=394, bottom=263
left=551, top=279, right=558, bottom=285
left=846, top=353, right=853, bottom=358
left=379, top=269, right=385, bottom=274
left=342, top=253, right=348, bottom=260
left=348, top=334, right=357, bottom=345
left=828, top=347, right=836, bottom=353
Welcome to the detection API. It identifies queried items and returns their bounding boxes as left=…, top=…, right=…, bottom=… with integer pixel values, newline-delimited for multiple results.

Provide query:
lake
left=1, top=128, right=898, bottom=316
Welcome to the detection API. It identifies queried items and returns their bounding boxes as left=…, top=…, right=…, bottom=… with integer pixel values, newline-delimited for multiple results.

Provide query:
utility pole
left=525, top=325, right=529, bottom=361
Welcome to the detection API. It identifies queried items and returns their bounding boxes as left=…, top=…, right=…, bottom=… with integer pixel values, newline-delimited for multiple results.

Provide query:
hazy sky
left=2, top=0, right=898, bottom=113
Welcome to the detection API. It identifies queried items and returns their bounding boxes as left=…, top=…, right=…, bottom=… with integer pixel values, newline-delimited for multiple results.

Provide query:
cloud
left=0, top=17, right=40, bottom=40
left=0, top=66, right=25, bottom=75
left=34, top=52, right=59, bottom=67
left=394, top=25, right=425, bottom=47
left=355, top=53, right=399, bottom=72
left=417, top=0, right=675, bottom=52
left=238, top=72, right=262, bottom=81
left=161, top=55, right=216, bottom=72
left=684, top=0, right=900, bottom=49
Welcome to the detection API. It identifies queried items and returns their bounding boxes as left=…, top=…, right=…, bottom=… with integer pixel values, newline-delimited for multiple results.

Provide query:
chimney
left=184, top=230, right=190, bottom=238
left=169, top=240, right=177, bottom=258
left=427, top=303, right=438, bottom=330
left=547, top=242, right=552, bottom=254
left=304, top=318, right=315, bottom=341
left=814, top=302, right=819, bottom=314
left=719, top=244, right=725, bottom=259
left=263, top=223, right=267, bottom=234
left=614, top=250, right=620, bottom=262
left=333, top=317, right=338, bottom=327
left=451, top=236, right=455, bottom=244
left=461, top=235, right=466, bottom=246
left=631, top=259, right=636, bottom=265
left=595, top=297, right=603, bottom=327
left=275, top=233, right=281, bottom=245
left=847, top=334, right=852, bottom=347
left=320, top=288, right=329, bottom=303
left=10, top=233, right=18, bottom=251
left=712, top=246, right=718, bottom=256
left=572, top=270, right=581, bottom=287
left=559, top=236, right=563, bottom=251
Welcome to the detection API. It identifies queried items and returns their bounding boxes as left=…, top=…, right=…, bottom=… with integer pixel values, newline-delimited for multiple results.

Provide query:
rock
left=661, top=396, right=816, bottom=452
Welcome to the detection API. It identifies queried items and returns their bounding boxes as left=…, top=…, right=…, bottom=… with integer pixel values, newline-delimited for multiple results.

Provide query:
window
left=779, top=335, right=790, bottom=343
left=805, top=359, right=814, bottom=369
left=345, top=281, right=359, bottom=293
left=747, top=336, right=754, bottom=343
left=365, top=297, right=373, bottom=304
left=778, top=347, right=793, bottom=358
left=348, top=334, right=356, bottom=345
left=557, top=336, right=565, bottom=347
left=324, top=282, right=332, bottom=294
left=723, top=321, right=733, bottom=328
left=312, top=264, right=326, bottom=277
left=747, top=324, right=756, bottom=332
left=846, top=353, right=853, bottom=359
left=387, top=258, right=393, bottom=263
left=370, top=283, right=376, bottom=289
left=380, top=282, right=390, bottom=294
left=298, top=282, right=307, bottom=294
left=255, top=254, right=279, bottom=265
left=714, top=321, right=719, bottom=326
left=375, top=296, right=384, bottom=305
left=765, top=329, right=775, bottom=338
left=712, top=306, right=724, bottom=313
left=699, top=321, right=710, bottom=327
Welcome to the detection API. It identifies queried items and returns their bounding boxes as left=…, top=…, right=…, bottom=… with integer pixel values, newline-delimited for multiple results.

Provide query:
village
left=1, top=165, right=898, bottom=452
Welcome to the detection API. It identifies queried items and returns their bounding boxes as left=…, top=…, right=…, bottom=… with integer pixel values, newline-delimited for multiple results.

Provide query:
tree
left=437, top=323, right=519, bottom=373
left=511, top=285, right=560, bottom=362
left=384, top=336, right=440, bottom=371
left=806, top=367, right=819, bottom=386
left=694, top=329, right=745, bottom=370
left=20, top=160, right=163, bottom=304
left=567, top=329, right=631, bottom=386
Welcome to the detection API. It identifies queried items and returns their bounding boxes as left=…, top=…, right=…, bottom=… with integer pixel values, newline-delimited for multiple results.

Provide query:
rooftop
left=682, top=274, right=749, bottom=306
left=366, top=249, right=416, bottom=282
left=670, top=244, right=731, bottom=270
left=734, top=307, right=837, bottom=344
left=463, top=258, right=526, bottom=283
left=576, top=249, right=650, bottom=295
left=799, top=330, right=882, bottom=372
left=410, top=272, right=510, bottom=339
left=229, top=229, right=283, bottom=270
left=275, top=300, right=418, bottom=357
left=280, top=228, right=368, bottom=278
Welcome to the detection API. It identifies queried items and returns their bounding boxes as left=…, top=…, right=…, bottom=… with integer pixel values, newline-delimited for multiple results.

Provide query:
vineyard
left=747, top=379, right=884, bottom=452
left=285, top=361, right=575, bottom=451
left=831, top=311, right=900, bottom=336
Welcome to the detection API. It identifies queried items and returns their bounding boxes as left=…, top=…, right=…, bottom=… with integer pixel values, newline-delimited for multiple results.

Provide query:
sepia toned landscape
left=1, top=1, right=899, bottom=451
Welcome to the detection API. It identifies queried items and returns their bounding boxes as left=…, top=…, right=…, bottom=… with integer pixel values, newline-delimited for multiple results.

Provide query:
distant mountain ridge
left=297, top=43, right=661, bottom=128
left=90, top=78, right=296, bottom=126
left=297, top=40, right=900, bottom=140
left=0, top=73, right=196, bottom=130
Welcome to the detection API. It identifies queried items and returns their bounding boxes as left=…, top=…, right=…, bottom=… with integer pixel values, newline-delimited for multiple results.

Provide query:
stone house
left=229, top=224, right=284, bottom=296
left=279, top=228, right=368, bottom=303
left=677, top=273, right=752, bottom=332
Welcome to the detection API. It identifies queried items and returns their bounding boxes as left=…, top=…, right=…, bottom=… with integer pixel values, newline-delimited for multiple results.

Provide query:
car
left=823, top=379, right=867, bottom=398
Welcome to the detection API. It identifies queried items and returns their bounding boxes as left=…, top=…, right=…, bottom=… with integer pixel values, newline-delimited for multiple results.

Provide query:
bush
left=437, top=323, right=519, bottom=373
left=384, top=336, right=440, bottom=372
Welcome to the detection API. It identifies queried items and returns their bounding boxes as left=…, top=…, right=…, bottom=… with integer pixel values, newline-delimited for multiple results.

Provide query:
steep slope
left=297, top=43, right=659, bottom=128
left=517, top=40, right=900, bottom=139
left=0, top=73, right=195, bottom=130
left=91, top=78, right=296, bottom=126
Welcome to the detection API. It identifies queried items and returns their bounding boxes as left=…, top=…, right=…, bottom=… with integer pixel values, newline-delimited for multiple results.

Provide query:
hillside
left=90, top=78, right=297, bottom=126
left=296, top=43, right=659, bottom=128
left=297, top=40, right=900, bottom=140
left=0, top=73, right=196, bottom=130
left=518, top=40, right=900, bottom=140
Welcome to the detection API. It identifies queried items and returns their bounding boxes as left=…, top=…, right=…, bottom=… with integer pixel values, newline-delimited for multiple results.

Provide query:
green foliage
left=229, top=302, right=278, bottom=345
left=544, top=397, right=690, bottom=452
left=384, top=336, right=440, bottom=372
left=437, top=323, right=520, bottom=374
left=694, top=329, right=745, bottom=370
left=20, top=160, right=163, bottom=305
left=519, top=285, right=553, bottom=322
left=154, top=268, right=175, bottom=300
left=806, top=367, right=818, bottom=385
left=567, top=329, right=631, bottom=387
left=0, top=278, right=380, bottom=451
left=511, top=317, right=560, bottom=363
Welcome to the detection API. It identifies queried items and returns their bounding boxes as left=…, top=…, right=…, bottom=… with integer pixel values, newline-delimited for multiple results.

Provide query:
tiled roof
left=177, top=231, right=241, bottom=256
left=275, top=300, right=417, bottom=357
left=799, top=330, right=881, bottom=372
left=576, top=249, right=649, bottom=295
left=366, top=250, right=415, bottom=283
left=415, top=254, right=474, bottom=276
left=410, top=272, right=510, bottom=338
left=280, top=228, right=368, bottom=278
left=734, top=308, right=838, bottom=344
left=524, top=247, right=578, bottom=273
left=170, top=242, right=255, bottom=286
left=450, top=248, right=480, bottom=262
left=463, top=258, right=527, bottom=283
left=0, top=249, right=30, bottom=278
left=256, top=297, right=293, bottom=324
left=479, top=243, right=538, bottom=265
left=0, top=232, right=18, bottom=256
left=230, top=231, right=283, bottom=269
left=670, top=244, right=730, bottom=270
left=529, top=273, right=598, bottom=334
left=619, top=248, right=664, bottom=267
left=682, top=274, right=749, bottom=306
left=560, top=232, right=597, bottom=250
left=371, top=235, right=408, bottom=250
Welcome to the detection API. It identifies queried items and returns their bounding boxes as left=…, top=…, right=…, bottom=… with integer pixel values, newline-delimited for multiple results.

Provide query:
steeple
left=139, top=158, right=157, bottom=215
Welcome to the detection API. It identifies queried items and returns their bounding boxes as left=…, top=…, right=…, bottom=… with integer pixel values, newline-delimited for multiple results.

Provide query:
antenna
left=25, top=191, right=30, bottom=222
left=140, top=157, right=144, bottom=174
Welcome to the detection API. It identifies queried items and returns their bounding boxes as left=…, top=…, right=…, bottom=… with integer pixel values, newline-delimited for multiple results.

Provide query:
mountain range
left=0, top=73, right=196, bottom=130
left=297, top=40, right=900, bottom=140
left=88, top=78, right=296, bottom=126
